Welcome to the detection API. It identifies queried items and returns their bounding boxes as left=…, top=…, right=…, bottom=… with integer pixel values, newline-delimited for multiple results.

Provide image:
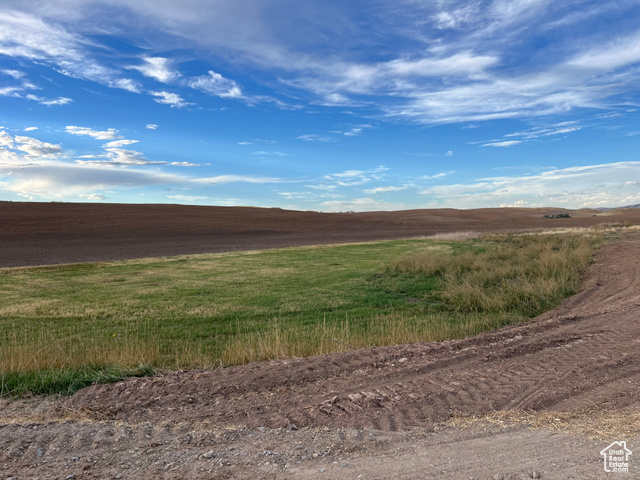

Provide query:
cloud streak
left=419, top=162, right=640, bottom=209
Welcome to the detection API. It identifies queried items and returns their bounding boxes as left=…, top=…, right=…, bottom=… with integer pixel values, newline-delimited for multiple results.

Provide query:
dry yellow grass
left=448, top=407, right=640, bottom=440
left=220, top=312, right=516, bottom=365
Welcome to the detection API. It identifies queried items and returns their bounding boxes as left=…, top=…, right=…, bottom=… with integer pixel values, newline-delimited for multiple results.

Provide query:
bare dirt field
left=2, top=201, right=639, bottom=267
left=1, top=205, right=639, bottom=478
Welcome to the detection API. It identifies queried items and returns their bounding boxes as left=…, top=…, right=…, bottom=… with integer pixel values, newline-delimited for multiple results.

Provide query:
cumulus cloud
left=14, top=135, right=62, bottom=157
left=0, top=130, right=14, bottom=148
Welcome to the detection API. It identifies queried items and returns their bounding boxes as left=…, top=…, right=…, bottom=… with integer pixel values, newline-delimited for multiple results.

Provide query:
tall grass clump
left=388, top=233, right=598, bottom=316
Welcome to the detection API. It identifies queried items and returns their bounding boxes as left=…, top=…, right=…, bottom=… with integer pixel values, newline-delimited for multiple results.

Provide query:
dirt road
left=1, top=234, right=640, bottom=478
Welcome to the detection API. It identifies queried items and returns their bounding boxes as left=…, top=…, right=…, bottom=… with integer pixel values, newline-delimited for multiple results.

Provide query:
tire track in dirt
left=64, top=235, right=640, bottom=433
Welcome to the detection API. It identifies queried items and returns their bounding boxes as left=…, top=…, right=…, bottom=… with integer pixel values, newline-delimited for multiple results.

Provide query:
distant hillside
left=595, top=203, right=640, bottom=212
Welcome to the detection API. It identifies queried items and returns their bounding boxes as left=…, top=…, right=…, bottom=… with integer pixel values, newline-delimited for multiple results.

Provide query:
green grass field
left=0, top=231, right=602, bottom=397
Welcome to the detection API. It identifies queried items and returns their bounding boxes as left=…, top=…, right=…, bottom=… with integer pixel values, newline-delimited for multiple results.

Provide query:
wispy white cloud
left=504, top=124, right=583, bottom=139
left=187, top=70, right=243, bottom=99
left=323, top=166, right=388, bottom=187
left=297, top=134, right=334, bottom=142
left=25, top=94, right=73, bottom=106
left=2, top=69, right=25, bottom=79
left=103, top=139, right=138, bottom=148
left=419, top=161, right=640, bottom=209
left=0, top=68, right=39, bottom=99
left=568, top=30, right=640, bottom=72
left=482, top=140, right=522, bottom=147
left=0, top=161, right=186, bottom=200
left=421, top=171, right=455, bottom=180
left=24, top=126, right=38, bottom=131
left=386, top=52, right=499, bottom=77
left=251, top=151, right=289, bottom=157
left=473, top=121, right=587, bottom=149
left=128, top=56, right=181, bottom=83
left=305, top=183, right=338, bottom=191
left=277, top=190, right=343, bottom=200
left=76, top=147, right=166, bottom=167
left=363, top=185, right=410, bottom=194
left=432, top=4, right=479, bottom=30
left=5, top=1, right=640, bottom=125
left=343, top=128, right=362, bottom=137
left=167, top=194, right=208, bottom=202
left=66, top=125, right=122, bottom=140
left=145, top=124, right=158, bottom=130
left=150, top=90, right=193, bottom=108
left=170, top=161, right=199, bottom=167
left=0, top=10, right=140, bottom=93
left=195, top=175, right=284, bottom=184
left=78, top=193, right=108, bottom=201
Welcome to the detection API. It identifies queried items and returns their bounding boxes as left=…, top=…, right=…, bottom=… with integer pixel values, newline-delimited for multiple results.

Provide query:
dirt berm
left=1, top=235, right=640, bottom=479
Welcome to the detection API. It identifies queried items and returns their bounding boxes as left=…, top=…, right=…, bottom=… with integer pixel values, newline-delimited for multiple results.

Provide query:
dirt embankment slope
left=2, top=201, right=639, bottom=267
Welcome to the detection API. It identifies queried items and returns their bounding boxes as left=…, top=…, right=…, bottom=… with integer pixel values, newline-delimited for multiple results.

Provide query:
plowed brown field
left=2, top=201, right=639, bottom=267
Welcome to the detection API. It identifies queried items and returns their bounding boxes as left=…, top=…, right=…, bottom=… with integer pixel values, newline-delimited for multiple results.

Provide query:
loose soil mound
left=66, top=235, right=640, bottom=431
left=2, top=201, right=639, bottom=267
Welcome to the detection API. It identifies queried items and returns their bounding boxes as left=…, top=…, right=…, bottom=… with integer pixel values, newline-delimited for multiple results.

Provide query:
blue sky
left=1, top=0, right=639, bottom=211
